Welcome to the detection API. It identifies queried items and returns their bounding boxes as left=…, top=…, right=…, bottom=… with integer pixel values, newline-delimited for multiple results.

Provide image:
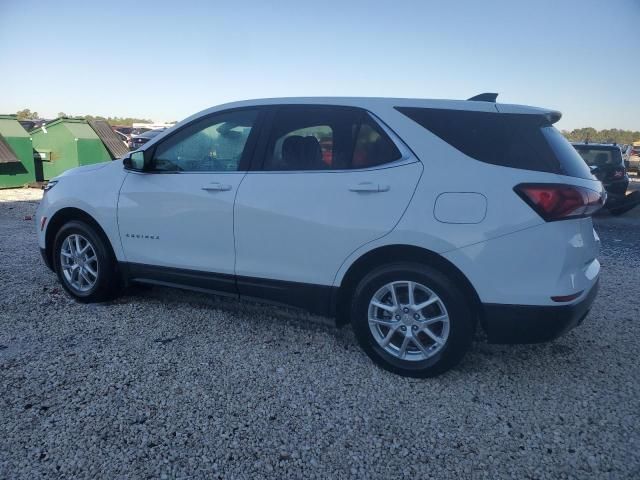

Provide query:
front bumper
left=482, top=279, right=599, bottom=344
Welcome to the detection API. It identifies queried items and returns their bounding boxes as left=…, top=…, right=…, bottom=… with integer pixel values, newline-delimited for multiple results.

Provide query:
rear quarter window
left=396, top=107, right=593, bottom=179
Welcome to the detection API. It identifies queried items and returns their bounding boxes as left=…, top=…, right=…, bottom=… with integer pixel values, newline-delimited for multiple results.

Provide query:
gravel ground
left=1, top=186, right=639, bottom=479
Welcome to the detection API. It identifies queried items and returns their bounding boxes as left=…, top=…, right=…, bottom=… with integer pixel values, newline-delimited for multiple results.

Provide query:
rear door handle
left=202, top=183, right=232, bottom=192
left=348, top=182, right=390, bottom=193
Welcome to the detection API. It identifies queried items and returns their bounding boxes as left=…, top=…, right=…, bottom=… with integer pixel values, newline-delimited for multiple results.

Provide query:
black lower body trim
left=126, top=262, right=237, bottom=295
left=482, top=279, right=599, bottom=344
left=237, top=275, right=334, bottom=317
left=121, top=262, right=337, bottom=317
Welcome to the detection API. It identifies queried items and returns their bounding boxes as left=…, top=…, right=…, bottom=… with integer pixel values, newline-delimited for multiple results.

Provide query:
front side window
left=263, top=106, right=401, bottom=171
left=152, top=109, right=258, bottom=172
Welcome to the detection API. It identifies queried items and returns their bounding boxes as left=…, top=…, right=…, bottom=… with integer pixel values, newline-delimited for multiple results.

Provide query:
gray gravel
left=1, top=187, right=639, bottom=479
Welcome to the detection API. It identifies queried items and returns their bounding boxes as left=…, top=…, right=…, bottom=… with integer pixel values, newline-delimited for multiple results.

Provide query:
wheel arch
left=334, top=244, right=482, bottom=327
left=44, top=207, right=117, bottom=271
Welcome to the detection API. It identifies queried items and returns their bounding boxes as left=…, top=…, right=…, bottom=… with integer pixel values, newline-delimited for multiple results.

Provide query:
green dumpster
left=0, top=114, right=36, bottom=189
left=30, top=118, right=112, bottom=181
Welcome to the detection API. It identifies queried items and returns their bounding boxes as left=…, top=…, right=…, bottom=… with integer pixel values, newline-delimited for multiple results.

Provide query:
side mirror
left=123, top=151, right=146, bottom=171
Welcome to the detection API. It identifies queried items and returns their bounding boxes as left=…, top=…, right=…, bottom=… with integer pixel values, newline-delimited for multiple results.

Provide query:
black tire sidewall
left=53, top=221, right=116, bottom=302
left=351, top=263, right=474, bottom=378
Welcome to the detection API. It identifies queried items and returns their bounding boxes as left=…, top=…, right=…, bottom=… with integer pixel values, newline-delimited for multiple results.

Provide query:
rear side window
left=269, top=123, right=335, bottom=170
left=353, top=119, right=402, bottom=168
left=263, top=106, right=401, bottom=171
left=541, top=128, right=593, bottom=178
left=396, top=107, right=593, bottom=179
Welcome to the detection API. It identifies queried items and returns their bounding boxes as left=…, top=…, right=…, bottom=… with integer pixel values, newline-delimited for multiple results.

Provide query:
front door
left=117, top=108, right=261, bottom=292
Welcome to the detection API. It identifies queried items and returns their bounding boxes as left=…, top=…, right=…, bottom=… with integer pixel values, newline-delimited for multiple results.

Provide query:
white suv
left=36, top=95, right=603, bottom=377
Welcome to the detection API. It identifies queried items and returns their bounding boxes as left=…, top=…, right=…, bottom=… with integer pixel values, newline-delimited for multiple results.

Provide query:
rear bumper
left=603, top=178, right=629, bottom=199
left=482, top=279, right=599, bottom=344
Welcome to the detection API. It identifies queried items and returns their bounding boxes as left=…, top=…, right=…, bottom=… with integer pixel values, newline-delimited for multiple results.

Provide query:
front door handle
left=202, top=183, right=232, bottom=192
left=348, top=182, right=390, bottom=193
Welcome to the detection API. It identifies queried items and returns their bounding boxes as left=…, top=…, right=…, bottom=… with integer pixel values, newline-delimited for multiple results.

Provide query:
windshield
left=574, top=147, right=623, bottom=167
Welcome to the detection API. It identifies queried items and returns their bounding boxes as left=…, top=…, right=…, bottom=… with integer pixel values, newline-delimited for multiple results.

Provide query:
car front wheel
left=351, top=262, right=475, bottom=377
left=53, top=220, right=119, bottom=302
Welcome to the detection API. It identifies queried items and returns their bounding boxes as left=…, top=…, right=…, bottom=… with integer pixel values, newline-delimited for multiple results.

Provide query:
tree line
left=15, top=109, right=152, bottom=127
left=561, top=128, right=640, bottom=145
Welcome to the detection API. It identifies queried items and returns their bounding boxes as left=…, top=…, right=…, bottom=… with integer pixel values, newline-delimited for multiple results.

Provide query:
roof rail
left=467, top=92, right=498, bottom=102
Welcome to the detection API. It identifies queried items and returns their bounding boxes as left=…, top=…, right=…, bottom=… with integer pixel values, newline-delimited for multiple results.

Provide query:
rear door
left=234, top=105, right=422, bottom=308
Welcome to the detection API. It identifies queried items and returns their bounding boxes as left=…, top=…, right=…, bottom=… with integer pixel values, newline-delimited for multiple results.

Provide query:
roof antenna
left=467, top=93, right=498, bottom=102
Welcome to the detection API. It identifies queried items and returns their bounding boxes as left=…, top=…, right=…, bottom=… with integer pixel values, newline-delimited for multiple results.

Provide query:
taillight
left=612, top=169, right=625, bottom=179
left=514, top=183, right=604, bottom=221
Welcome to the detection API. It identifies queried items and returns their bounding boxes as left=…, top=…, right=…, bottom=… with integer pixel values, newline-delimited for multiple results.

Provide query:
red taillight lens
left=612, top=170, right=624, bottom=179
left=514, top=183, right=604, bottom=221
left=551, top=291, right=583, bottom=302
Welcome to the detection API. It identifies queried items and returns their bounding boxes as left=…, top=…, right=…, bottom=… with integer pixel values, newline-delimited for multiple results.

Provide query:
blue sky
left=1, top=0, right=638, bottom=130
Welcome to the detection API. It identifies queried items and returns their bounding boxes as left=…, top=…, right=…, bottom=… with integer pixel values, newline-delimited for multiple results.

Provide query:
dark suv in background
left=572, top=142, right=637, bottom=214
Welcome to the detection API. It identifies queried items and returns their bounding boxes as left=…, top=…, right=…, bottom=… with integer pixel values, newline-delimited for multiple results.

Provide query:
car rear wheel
left=53, top=220, right=119, bottom=302
left=351, top=262, right=474, bottom=377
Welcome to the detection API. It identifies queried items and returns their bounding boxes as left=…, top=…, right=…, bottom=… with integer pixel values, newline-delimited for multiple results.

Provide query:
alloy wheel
left=60, top=234, right=99, bottom=293
left=368, top=280, right=450, bottom=361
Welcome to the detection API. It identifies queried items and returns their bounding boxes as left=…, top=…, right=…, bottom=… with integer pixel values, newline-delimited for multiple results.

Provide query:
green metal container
left=0, top=115, right=36, bottom=189
left=30, top=118, right=112, bottom=180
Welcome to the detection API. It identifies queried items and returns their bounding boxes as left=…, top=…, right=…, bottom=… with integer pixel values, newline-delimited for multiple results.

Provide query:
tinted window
left=263, top=107, right=401, bottom=171
left=269, top=123, right=335, bottom=170
left=541, top=128, right=593, bottom=178
left=353, top=119, right=402, bottom=168
left=396, top=107, right=593, bottom=179
left=152, top=110, right=257, bottom=172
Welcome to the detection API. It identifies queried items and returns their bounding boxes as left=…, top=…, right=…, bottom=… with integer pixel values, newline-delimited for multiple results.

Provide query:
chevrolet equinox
left=36, top=95, right=603, bottom=377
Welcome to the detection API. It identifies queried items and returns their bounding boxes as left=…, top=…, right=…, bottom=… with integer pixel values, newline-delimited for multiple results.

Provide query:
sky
left=1, top=0, right=639, bottom=131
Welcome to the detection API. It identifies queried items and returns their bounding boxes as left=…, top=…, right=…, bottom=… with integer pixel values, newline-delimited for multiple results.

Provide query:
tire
left=350, top=262, right=475, bottom=378
left=53, top=220, right=120, bottom=303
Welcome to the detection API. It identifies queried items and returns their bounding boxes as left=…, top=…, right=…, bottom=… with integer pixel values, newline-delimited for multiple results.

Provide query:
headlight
left=43, top=180, right=58, bottom=192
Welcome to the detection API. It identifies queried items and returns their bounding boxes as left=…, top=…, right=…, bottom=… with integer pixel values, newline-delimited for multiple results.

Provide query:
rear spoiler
left=545, top=111, right=562, bottom=124
left=472, top=94, right=563, bottom=124
left=467, top=92, right=498, bottom=102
